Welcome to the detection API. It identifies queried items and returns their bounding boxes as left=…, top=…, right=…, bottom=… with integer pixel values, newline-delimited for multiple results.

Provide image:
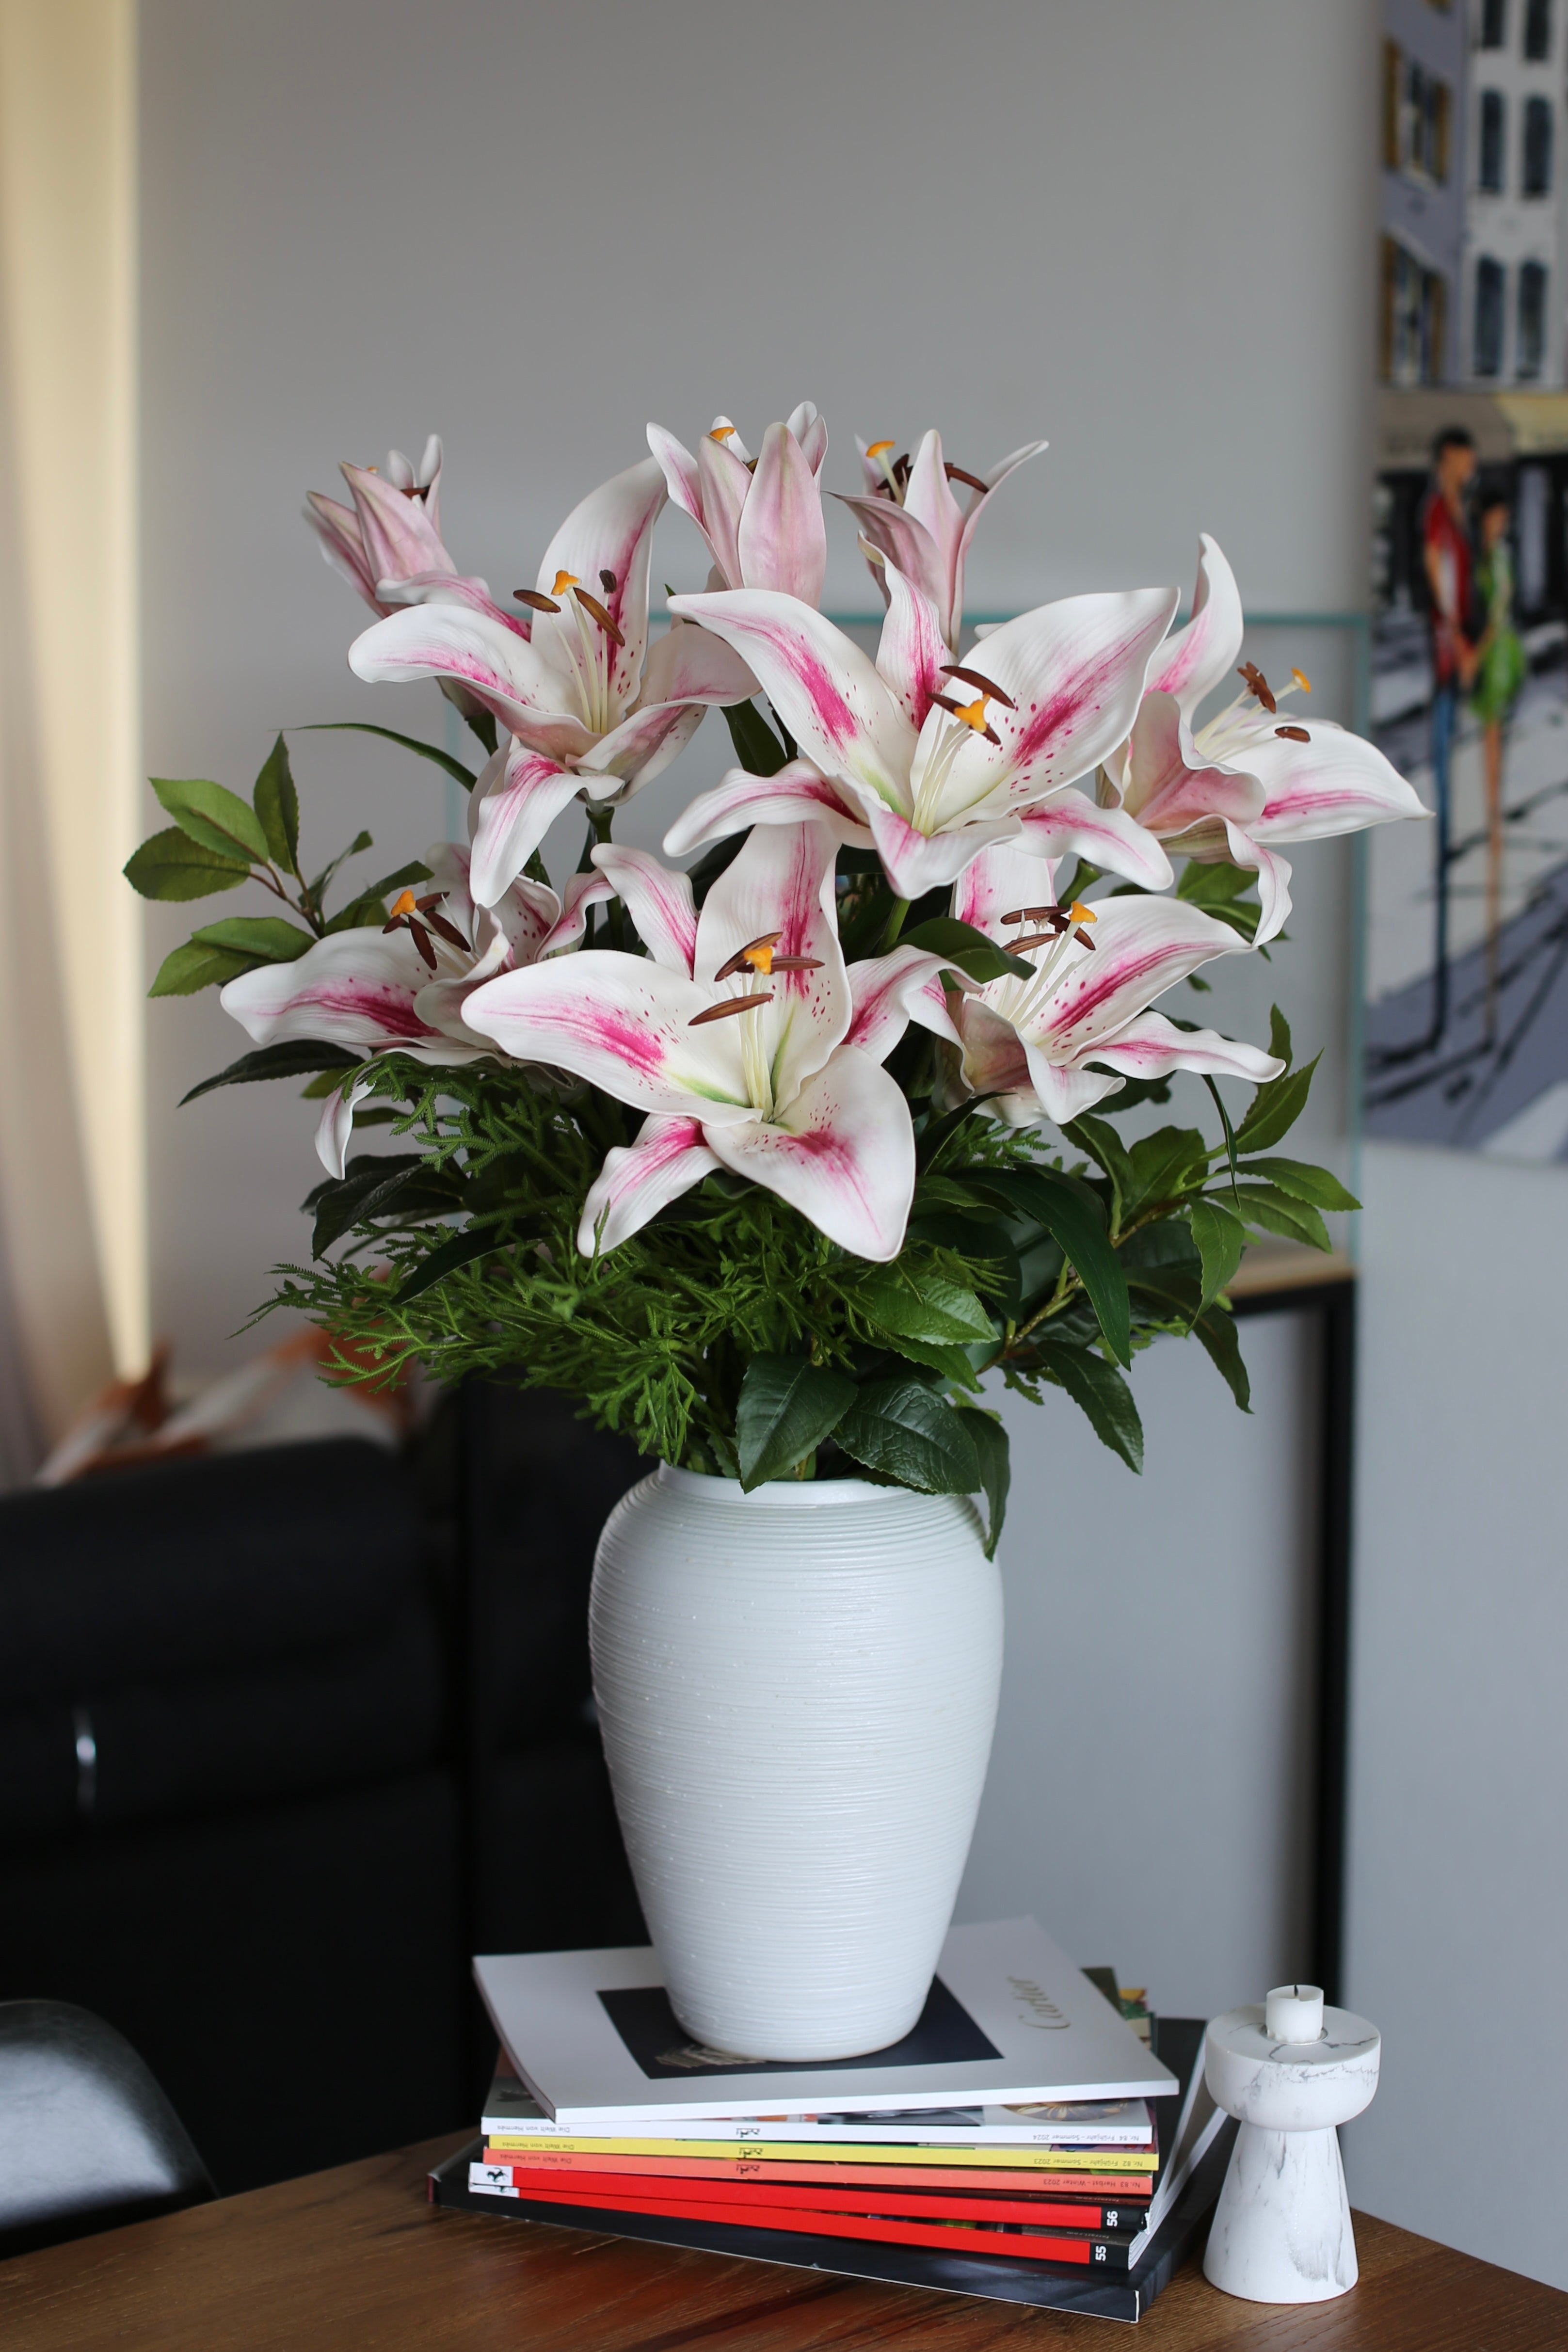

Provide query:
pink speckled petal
left=705, top=1048, right=915, bottom=1263
left=577, top=1114, right=720, bottom=1255
left=591, top=844, right=699, bottom=975
left=462, top=951, right=752, bottom=1122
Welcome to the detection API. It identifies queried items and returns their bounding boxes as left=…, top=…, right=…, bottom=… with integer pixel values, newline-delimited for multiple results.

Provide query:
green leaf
left=253, top=734, right=300, bottom=870
left=307, top=830, right=374, bottom=907
left=1032, top=1344, right=1144, bottom=1472
left=180, top=1040, right=358, bottom=1103
left=902, top=916, right=1033, bottom=984
left=124, top=826, right=250, bottom=902
left=962, top=1168, right=1132, bottom=1367
left=1125, top=1126, right=1208, bottom=1216
left=855, top=1264, right=995, bottom=1345
left=361, top=860, right=434, bottom=902
left=1176, top=856, right=1260, bottom=907
left=835, top=1377, right=981, bottom=1494
left=721, top=698, right=790, bottom=778
left=1194, top=1304, right=1251, bottom=1412
left=323, top=895, right=395, bottom=934
left=148, top=941, right=258, bottom=996
left=955, top=1406, right=1010, bottom=1556
left=394, top=1222, right=501, bottom=1301
left=1203, top=1075, right=1240, bottom=1197
left=875, top=1334, right=984, bottom=1389
left=1268, top=1004, right=1293, bottom=1068
left=190, top=916, right=314, bottom=962
left=1240, top=1156, right=1359, bottom=1213
left=151, top=776, right=270, bottom=864
left=1231, top=1185, right=1332, bottom=1253
left=1234, top=1052, right=1319, bottom=1154
left=310, top=1155, right=454, bottom=1258
left=1190, top=1196, right=1248, bottom=1312
left=736, top=1354, right=857, bottom=1489
left=303, top=721, right=478, bottom=792
left=1061, top=1114, right=1133, bottom=1228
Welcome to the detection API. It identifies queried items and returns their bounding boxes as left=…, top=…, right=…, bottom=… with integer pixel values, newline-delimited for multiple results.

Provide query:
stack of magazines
left=427, top=1918, right=1234, bottom=2322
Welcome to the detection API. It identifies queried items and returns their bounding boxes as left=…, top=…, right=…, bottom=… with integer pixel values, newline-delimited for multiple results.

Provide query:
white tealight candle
left=1265, top=1984, right=1325, bottom=2044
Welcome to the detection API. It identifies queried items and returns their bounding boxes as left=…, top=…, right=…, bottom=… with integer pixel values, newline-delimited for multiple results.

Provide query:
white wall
left=140, top=0, right=1568, bottom=2295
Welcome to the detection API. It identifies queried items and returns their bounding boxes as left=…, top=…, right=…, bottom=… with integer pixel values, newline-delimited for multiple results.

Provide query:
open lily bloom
left=838, top=429, right=1048, bottom=650
left=1106, top=536, right=1425, bottom=944
left=221, top=843, right=610, bottom=1176
left=946, top=842, right=1283, bottom=1127
left=647, top=404, right=829, bottom=605
left=305, top=436, right=468, bottom=616
left=664, top=568, right=1178, bottom=899
left=347, top=459, right=757, bottom=905
left=464, top=825, right=947, bottom=1262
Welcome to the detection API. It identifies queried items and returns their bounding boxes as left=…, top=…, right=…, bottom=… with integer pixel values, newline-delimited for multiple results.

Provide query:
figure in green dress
left=1471, top=495, right=1526, bottom=1039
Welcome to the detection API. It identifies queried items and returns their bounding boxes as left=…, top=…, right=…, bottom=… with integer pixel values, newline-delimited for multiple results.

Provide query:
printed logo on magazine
left=1008, top=1976, right=1069, bottom=2031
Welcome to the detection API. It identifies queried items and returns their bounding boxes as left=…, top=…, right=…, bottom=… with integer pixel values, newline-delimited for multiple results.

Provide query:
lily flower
left=305, top=435, right=468, bottom=614
left=647, top=403, right=829, bottom=604
left=1105, top=536, right=1426, bottom=942
left=837, top=429, right=1048, bottom=648
left=464, top=825, right=944, bottom=1261
left=662, top=566, right=1178, bottom=900
left=346, top=458, right=757, bottom=905
left=945, top=842, right=1283, bottom=1126
left=220, top=843, right=611, bottom=1176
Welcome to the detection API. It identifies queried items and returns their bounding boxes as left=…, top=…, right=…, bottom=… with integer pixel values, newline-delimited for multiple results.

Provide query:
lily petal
left=670, top=589, right=916, bottom=813
left=663, top=757, right=872, bottom=858
left=951, top=441, right=1051, bottom=642
left=315, top=1073, right=374, bottom=1180
left=591, top=844, right=698, bottom=975
left=736, top=420, right=827, bottom=603
left=705, top=1048, right=915, bottom=1263
left=836, top=491, right=944, bottom=622
left=1141, top=534, right=1244, bottom=717
left=846, top=946, right=966, bottom=1061
left=340, top=460, right=455, bottom=592
left=1023, top=896, right=1253, bottom=1060
left=1013, top=789, right=1177, bottom=889
left=349, top=603, right=592, bottom=761
left=577, top=1114, right=720, bottom=1254
left=305, top=493, right=378, bottom=608
left=1218, top=820, right=1294, bottom=946
left=462, top=950, right=753, bottom=1122
left=861, top=797, right=1022, bottom=901
left=469, top=741, right=586, bottom=909
left=1087, top=1009, right=1284, bottom=1085
left=790, top=401, right=829, bottom=474
left=1242, top=721, right=1428, bottom=845
left=954, top=839, right=1057, bottom=937
left=574, top=699, right=706, bottom=792
left=640, top=616, right=758, bottom=706
left=646, top=423, right=704, bottom=530
left=695, top=431, right=751, bottom=587
left=221, top=930, right=453, bottom=1055
left=1121, top=691, right=1265, bottom=832
left=875, top=562, right=947, bottom=733
left=533, top=455, right=665, bottom=702
left=542, top=866, right=619, bottom=955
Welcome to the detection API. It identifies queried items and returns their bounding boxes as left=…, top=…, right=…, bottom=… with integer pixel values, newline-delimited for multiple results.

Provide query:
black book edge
left=429, top=2125, right=1234, bottom=2320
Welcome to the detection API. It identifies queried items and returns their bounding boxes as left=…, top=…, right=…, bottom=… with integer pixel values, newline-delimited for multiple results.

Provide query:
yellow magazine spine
left=481, top=2136, right=1158, bottom=2171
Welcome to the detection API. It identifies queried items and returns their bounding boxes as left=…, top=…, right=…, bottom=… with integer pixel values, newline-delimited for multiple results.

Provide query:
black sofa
left=0, top=1387, right=647, bottom=2193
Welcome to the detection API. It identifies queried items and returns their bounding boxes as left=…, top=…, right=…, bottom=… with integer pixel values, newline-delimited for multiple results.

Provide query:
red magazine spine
left=482, top=2178, right=1133, bottom=2270
left=478, top=2161, right=1144, bottom=2235
left=478, top=2147, right=1153, bottom=2200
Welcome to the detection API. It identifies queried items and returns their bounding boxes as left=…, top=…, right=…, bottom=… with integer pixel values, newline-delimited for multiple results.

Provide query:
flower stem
left=881, top=896, right=911, bottom=950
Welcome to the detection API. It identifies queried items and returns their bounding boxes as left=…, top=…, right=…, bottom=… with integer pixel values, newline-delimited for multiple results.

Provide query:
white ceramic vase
left=589, top=1465, right=1004, bottom=2062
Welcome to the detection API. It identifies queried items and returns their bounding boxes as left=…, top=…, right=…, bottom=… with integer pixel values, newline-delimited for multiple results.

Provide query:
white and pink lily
left=1105, top=536, right=1425, bottom=943
left=220, top=844, right=610, bottom=1176
left=945, top=843, right=1283, bottom=1126
left=347, top=459, right=756, bottom=907
left=305, top=436, right=467, bottom=615
left=662, top=567, right=1179, bottom=901
left=463, top=825, right=953, bottom=1261
left=647, top=404, right=829, bottom=605
left=839, top=430, right=1048, bottom=650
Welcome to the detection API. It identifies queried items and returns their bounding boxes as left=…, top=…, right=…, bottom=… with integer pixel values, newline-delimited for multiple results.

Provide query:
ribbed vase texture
left=589, top=1466, right=1004, bottom=2062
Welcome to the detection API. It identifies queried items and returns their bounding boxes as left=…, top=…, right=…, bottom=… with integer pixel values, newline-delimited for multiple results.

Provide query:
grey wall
left=139, top=0, right=1567, bottom=2290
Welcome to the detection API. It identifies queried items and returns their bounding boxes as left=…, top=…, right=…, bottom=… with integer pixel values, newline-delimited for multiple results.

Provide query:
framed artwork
left=1367, top=0, right=1568, bottom=1159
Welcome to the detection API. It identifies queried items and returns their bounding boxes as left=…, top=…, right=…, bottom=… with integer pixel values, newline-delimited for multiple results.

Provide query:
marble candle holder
left=1201, top=1984, right=1380, bottom=2304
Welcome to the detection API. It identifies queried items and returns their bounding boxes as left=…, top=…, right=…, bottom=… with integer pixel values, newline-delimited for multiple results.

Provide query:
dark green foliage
left=136, top=727, right=1358, bottom=1508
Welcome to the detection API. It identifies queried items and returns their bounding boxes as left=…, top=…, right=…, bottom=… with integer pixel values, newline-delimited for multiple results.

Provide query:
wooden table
left=2, top=2135, right=1563, bottom=2350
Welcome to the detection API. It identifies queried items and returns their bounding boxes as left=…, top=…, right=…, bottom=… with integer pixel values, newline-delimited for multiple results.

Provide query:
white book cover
left=480, top=2067, right=1153, bottom=2146
left=473, top=1918, right=1177, bottom=2125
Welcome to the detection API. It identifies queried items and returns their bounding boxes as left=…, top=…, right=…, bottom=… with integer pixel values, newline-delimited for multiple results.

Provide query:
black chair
left=0, top=2000, right=215, bottom=2258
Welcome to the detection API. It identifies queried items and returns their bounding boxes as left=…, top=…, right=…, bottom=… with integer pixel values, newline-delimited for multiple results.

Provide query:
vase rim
left=655, top=1463, right=938, bottom=1510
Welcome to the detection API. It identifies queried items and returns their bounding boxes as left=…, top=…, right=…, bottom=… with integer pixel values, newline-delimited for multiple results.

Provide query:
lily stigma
left=512, top=566, right=626, bottom=735
left=910, top=663, right=1017, bottom=834
left=988, top=899, right=1103, bottom=1031
left=688, top=929, right=825, bottom=1120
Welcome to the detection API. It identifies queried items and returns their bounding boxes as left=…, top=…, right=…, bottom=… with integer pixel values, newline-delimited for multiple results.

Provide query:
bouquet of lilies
left=127, top=405, right=1420, bottom=1546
